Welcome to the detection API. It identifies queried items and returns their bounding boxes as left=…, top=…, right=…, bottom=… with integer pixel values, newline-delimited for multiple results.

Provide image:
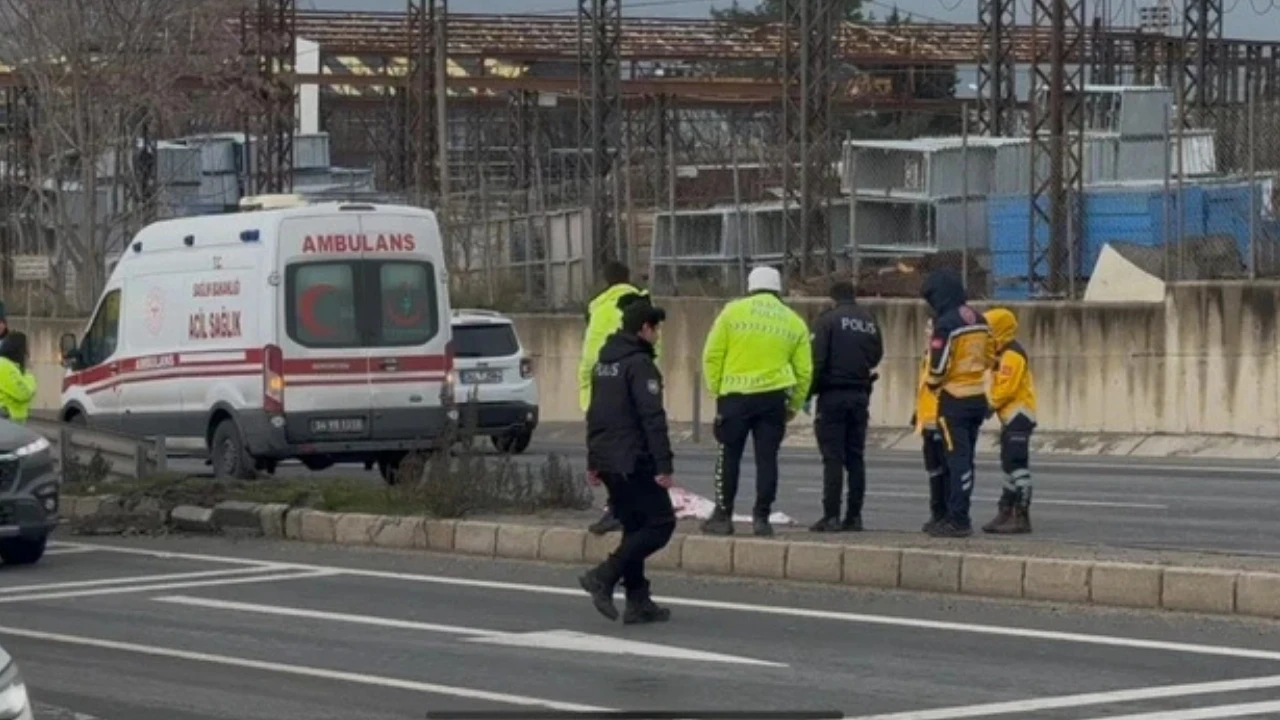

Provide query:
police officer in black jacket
left=808, top=281, right=884, bottom=533
left=578, top=300, right=676, bottom=625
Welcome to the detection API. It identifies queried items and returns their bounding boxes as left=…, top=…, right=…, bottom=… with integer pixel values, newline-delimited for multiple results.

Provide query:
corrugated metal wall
left=988, top=181, right=1260, bottom=298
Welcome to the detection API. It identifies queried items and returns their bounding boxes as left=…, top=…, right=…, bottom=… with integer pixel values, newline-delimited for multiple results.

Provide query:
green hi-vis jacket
left=0, top=358, right=36, bottom=423
left=577, top=283, right=660, bottom=413
left=701, top=292, right=813, bottom=413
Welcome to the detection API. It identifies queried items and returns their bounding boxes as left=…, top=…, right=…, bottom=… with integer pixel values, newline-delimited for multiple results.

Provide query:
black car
left=0, top=420, right=59, bottom=566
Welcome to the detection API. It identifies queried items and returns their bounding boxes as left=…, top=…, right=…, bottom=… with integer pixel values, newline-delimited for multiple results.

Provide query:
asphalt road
left=6, top=536, right=1280, bottom=720
left=172, top=440, right=1280, bottom=556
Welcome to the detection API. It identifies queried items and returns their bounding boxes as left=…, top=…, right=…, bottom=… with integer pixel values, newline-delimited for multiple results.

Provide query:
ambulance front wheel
left=211, top=419, right=258, bottom=481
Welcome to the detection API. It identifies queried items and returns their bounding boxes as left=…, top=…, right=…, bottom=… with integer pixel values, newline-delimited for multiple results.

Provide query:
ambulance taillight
left=264, top=345, right=285, bottom=413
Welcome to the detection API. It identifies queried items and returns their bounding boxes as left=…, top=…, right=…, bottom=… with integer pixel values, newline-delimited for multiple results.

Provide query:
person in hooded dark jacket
left=920, top=270, right=995, bottom=537
left=579, top=300, right=676, bottom=625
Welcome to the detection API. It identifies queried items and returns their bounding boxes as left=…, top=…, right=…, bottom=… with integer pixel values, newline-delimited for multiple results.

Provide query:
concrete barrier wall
left=511, top=282, right=1280, bottom=438
left=17, top=282, right=1280, bottom=437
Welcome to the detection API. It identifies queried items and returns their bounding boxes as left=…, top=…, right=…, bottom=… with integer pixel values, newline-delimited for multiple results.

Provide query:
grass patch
left=68, top=451, right=595, bottom=520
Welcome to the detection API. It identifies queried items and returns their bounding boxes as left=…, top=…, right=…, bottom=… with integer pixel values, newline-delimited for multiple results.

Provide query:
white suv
left=450, top=309, right=539, bottom=453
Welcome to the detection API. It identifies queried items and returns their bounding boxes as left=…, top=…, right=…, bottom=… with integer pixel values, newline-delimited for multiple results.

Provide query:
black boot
left=577, top=561, right=620, bottom=621
left=928, top=519, right=974, bottom=538
left=841, top=513, right=863, bottom=532
left=809, top=517, right=842, bottom=533
left=752, top=514, right=774, bottom=537
left=623, top=582, right=671, bottom=625
left=588, top=509, right=622, bottom=536
left=701, top=508, right=734, bottom=535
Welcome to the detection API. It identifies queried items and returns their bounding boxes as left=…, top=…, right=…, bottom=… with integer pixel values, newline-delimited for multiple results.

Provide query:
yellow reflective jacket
left=701, top=292, right=812, bottom=412
left=914, top=349, right=939, bottom=433
left=0, top=358, right=36, bottom=423
left=578, top=283, right=653, bottom=412
left=984, top=308, right=1037, bottom=425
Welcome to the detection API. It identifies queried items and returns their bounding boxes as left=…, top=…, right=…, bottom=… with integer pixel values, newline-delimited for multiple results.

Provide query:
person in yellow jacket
left=580, top=262, right=652, bottom=536
left=0, top=332, right=36, bottom=424
left=909, top=318, right=950, bottom=534
left=982, top=308, right=1038, bottom=534
left=701, top=266, right=812, bottom=537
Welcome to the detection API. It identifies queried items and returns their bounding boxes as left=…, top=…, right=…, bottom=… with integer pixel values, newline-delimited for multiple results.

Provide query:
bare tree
left=0, top=0, right=254, bottom=314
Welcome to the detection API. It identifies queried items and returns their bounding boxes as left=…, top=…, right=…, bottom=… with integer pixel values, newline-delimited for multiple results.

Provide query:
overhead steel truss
left=1027, top=0, right=1086, bottom=299
left=242, top=0, right=298, bottom=195
left=780, top=0, right=836, bottom=280
left=977, top=0, right=1017, bottom=136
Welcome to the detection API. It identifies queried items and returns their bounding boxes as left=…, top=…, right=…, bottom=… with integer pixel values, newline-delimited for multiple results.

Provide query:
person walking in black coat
left=578, top=300, right=676, bottom=625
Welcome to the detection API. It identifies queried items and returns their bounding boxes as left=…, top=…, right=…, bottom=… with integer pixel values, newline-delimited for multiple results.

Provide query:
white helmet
left=747, top=266, right=782, bottom=294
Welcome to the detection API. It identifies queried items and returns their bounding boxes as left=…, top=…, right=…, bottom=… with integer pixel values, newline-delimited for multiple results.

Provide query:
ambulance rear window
left=285, top=260, right=440, bottom=349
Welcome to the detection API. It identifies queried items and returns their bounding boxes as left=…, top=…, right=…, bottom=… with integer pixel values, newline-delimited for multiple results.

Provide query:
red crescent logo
left=299, top=284, right=337, bottom=338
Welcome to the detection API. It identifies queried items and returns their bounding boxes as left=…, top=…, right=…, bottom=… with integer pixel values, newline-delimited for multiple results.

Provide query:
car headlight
left=12, top=437, right=48, bottom=460
left=0, top=661, right=30, bottom=720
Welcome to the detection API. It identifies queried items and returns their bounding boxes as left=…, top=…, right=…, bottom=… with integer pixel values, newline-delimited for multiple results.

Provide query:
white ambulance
left=58, top=202, right=456, bottom=480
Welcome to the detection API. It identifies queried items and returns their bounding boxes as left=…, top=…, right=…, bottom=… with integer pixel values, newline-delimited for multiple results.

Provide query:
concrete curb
left=62, top=496, right=1280, bottom=622
left=534, top=422, right=1280, bottom=460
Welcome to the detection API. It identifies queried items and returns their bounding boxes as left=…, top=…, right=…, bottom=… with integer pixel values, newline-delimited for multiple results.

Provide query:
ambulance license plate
left=310, top=417, right=366, bottom=434
left=461, top=369, right=503, bottom=384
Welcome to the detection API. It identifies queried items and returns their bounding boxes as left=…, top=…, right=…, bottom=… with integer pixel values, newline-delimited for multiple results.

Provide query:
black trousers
left=814, top=389, right=870, bottom=520
left=600, top=467, right=675, bottom=597
left=922, top=428, right=949, bottom=521
left=936, top=404, right=985, bottom=528
left=712, top=390, right=788, bottom=518
left=999, top=415, right=1035, bottom=508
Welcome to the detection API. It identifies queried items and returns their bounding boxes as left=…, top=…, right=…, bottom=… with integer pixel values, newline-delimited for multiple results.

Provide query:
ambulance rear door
left=276, top=212, right=374, bottom=444
left=356, top=208, right=452, bottom=442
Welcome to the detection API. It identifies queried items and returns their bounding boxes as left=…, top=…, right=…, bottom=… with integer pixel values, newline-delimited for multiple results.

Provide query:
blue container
left=987, top=180, right=1259, bottom=298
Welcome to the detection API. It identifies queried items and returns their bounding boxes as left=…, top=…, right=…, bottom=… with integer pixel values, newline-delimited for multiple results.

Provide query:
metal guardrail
left=26, top=417, right=167, bottom=481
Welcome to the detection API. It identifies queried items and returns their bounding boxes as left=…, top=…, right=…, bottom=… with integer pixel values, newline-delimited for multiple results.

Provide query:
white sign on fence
left=12, top=255, right=50, bottom=281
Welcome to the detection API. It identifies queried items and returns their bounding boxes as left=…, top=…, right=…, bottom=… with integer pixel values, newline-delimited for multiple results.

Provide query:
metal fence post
left=153, top=435, right=168, bottom=475
left=692, top=369, right=702, bottom=444
left=59, top=426, right=72, bottom=473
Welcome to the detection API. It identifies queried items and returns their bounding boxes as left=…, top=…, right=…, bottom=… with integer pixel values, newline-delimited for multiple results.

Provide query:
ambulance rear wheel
left=211, top=420, right=257, bottom=481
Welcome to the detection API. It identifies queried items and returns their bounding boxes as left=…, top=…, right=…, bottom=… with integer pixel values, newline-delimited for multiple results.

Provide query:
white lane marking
left=60, top=541, right=1280, bottom=664
left=43, top=546, right=100, bottom=556
left=1075, top=699, right=1280, bottom=720
left=863, top=490, right=1169, bottom=510
left=153, top=595, right=493, bottom=636
left=155, top=595, right=786, bottom=667
left=0, top=567, right=289, bottom=595
left=0, top=624, right=610, bottom=712
left=0, top=570, right=337, bottom=603
left=841, top=673, right=1280, bottom=719
left=467, top=629, right=785, bottom=666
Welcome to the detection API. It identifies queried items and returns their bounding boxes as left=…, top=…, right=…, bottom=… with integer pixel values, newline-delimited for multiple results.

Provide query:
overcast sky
left=304, top=0, right=1280, bottom=40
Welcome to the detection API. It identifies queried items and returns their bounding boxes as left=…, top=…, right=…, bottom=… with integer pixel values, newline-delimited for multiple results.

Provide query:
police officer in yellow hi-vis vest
left=579, top=262, right=652, bottom=536
left=701, top=266, right=812, bottom=538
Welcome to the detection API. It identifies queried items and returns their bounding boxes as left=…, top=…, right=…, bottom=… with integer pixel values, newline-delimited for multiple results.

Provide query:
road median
left=60, top=494, right=1280, bottom=622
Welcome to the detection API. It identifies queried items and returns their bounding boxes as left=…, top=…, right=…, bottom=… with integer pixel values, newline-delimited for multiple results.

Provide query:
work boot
left=809, top=517, right=842, bottom=533
left=1011, top=506, right=1032, bottom=534
left=588, top=510, right=622, bottom=536
left=841, top=514, right=864, bottom=532
left=982, top=506, right=1014, bottom=534
left=577, top=564, right=620, bottom=621
left=752, top=515, right=774, bottom=537
left=622, top=584, right=671, bottom=625
left=928, top=519, right=974, bottom=538
left=701, top=509, right=734, bottom=536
